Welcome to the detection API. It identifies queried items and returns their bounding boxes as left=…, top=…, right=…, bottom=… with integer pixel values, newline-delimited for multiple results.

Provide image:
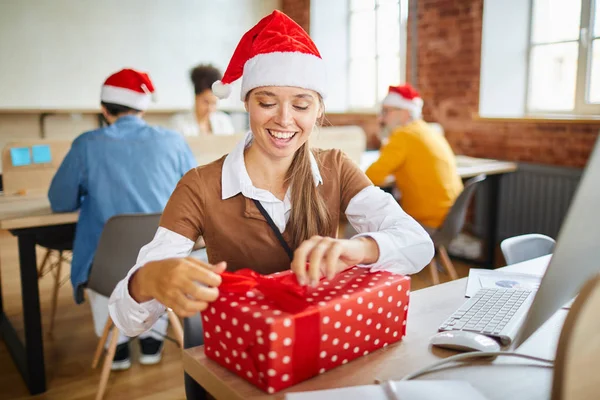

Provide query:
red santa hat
left=100, top=69, right=156, bottom=111
left=212, top=10, right=327, bottom=101
left=382, top=84, right=424, bottom=118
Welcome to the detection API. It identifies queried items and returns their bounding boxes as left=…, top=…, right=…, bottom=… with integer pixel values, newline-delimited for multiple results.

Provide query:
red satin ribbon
left=219, top=269, right=310, bottom=313
left=219, top=269, right=320, bottom=385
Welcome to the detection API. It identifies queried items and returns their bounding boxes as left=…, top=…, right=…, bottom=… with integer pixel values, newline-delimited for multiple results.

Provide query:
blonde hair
left=286, top=141, right=332, bottom=249
left=286, top=97, right=332, bottom=249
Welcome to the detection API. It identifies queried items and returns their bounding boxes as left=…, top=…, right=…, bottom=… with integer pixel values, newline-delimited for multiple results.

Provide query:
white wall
left=310, top=0, right=349, bottom=112
left=479, top=0, right=531, bottom=117
left=0, top=0, right=279, bottom=111
left=0, top=0, right=276, bottom=152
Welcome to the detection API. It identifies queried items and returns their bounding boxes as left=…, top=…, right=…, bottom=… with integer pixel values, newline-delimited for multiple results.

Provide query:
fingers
left=170, top=291, right=210, bottom=317
left=184, top=257, right=227, bottom=275
left=292, top=237, right=355, bottom=286
left=293, top=236, right=345, bottom=287
left=181, top=278, right=220, bottom=303
left=183, top=258, right=223, bottom=287
left=174, top=261, right=227, bottom=317
left=324, top=240, right=345, bottom=280
left=213, top=261, right=227, bottom=274
left=308, top=237, right=333, bottom=286
left=291, top=236, right=322, bottom=286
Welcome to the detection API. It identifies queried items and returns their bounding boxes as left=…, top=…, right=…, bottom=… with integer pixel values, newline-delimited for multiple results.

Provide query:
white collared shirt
left=221, top=131, right=323, bottom=232
left=109, top=131, right=434, bottom=337
left=170, top=110, right=236, bottom=137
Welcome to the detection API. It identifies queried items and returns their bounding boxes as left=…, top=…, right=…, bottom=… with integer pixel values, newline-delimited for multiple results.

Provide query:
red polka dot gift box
left=201, top=266, right=410, bottom=394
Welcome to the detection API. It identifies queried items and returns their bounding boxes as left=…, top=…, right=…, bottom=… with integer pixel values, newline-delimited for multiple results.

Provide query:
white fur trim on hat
left=382, top=92, right=423, bottom=118
left=100, top=85, right=151, bottom=110
left=240, top=52, right=327, bottom=101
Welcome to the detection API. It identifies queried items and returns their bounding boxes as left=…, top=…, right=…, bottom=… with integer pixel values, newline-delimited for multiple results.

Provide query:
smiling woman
left=244, top=86, right=331, bottom=251
left=108, top=7, right=433, bottom=367
left=246, top=88, right=320, bottom=158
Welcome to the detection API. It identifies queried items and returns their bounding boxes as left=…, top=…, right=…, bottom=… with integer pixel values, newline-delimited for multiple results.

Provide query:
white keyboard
left=438, top=287, right=535, bottom=345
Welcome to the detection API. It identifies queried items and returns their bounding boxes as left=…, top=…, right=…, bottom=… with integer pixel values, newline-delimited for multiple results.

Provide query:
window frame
left=346, top=0, right=408, bottom=112
left=526, top=0, right=600, bottom=116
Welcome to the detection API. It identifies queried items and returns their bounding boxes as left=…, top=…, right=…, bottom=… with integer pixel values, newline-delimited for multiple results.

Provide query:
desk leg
left=0, top=232, right=46, bottom=394
left=18, top=233, right=46, bottom=394
left=0, top=244, right=4, bottom=319
left=184, top=315, right=208, bottom=400
left=485, top=175, right=501, bottom=269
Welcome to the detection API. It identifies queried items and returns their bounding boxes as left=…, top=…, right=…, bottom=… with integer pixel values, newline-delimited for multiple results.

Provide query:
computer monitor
left=513, top=134, right=600, bottom=348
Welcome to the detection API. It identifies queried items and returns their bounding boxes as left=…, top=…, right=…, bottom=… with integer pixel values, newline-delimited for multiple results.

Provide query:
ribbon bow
left=219, top=269, right=311, bottom=313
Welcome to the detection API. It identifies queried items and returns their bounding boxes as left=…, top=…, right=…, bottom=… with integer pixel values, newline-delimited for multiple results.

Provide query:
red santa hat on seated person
left=212, top=10, right=327, bottom=101
left=382, top=84, right=424, bottom=119
left=100, top=68, right=156, bottom=111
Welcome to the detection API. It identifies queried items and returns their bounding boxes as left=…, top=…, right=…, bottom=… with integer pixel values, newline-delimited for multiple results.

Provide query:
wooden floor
left=0, top=230, right=474, bottom=400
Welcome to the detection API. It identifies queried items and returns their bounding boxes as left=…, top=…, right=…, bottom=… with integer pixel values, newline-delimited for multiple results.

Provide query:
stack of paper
left=285, top=380, right=488, bottom=400
left=465, top=269, right=542, bottom=298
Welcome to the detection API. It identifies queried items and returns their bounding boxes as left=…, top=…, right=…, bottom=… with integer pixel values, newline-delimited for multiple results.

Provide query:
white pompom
left=212, top=80, right=231, bottom=99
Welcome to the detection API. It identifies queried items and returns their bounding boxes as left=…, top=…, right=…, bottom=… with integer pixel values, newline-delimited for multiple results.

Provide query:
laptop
left=438, top=134, right=600, bottom=348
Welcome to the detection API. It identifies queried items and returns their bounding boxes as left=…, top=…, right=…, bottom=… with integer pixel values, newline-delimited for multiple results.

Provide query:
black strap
left=253, top=199, right=293, bottom=261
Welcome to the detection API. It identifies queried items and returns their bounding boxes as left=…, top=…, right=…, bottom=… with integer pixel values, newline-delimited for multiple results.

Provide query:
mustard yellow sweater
left=366, top=120, right=463, bottom=228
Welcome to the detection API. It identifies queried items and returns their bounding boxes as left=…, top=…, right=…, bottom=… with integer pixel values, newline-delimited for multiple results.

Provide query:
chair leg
left=92, top=319, right=114, bottom=369
left=167, top=310, right=184, bottom=349
left=428, top=259, right=440, bottom=285
left=38, top=249, right=53, bottom=278
left=48, top=252, right=63, bottom=337
left=96, top=325, right=119, bottom=400
left=438, top=246, right=459, bottom=281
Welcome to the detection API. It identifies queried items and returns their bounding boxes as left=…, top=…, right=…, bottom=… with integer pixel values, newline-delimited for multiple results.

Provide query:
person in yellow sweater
left=366, top=85, right=463, bottom=229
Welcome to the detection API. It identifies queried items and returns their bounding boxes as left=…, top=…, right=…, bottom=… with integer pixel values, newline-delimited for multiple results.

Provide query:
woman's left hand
left=290, top=236, right=380, bottom=287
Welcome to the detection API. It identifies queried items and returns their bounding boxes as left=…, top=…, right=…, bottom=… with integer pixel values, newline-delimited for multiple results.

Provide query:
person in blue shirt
left=48, top=68, right=197, bottom=370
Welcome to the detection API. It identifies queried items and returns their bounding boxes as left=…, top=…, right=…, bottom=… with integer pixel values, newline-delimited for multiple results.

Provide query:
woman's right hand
left=129, top=258, right=227, bottom=317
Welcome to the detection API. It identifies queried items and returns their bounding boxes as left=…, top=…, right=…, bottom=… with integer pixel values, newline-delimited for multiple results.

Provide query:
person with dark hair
left=48, top=68, right=197, bottom=371
left=170, top=63, right=235, bottom=136
left=109, top=11, right=433, bottom=347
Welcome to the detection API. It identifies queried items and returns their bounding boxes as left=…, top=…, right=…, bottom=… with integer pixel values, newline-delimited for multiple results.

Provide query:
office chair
left=35, top=224, right=75, bottom=336
left=501, top=234, right=556, bottom=265
left=87, top=213, right=183, bottom=400
left=426, top=174, right=486, bottom=285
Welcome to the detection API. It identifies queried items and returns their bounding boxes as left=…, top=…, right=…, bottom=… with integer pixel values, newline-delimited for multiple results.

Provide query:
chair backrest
left=185, top=133, right=246, bottom=166
left=552, top=274, right=600, bottom=400
left=87, top=213, right=161, bottom=298
left=432, top=174, right=486, bottom=247
left=2, top=140, right=72, bottom=194
left=501, top=234, right=556, bottom=265
left=310, top=125, right=366, bottom=165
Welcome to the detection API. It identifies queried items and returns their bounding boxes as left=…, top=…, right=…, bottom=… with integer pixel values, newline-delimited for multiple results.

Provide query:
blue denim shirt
left=48, top=115, right=197, bottom=302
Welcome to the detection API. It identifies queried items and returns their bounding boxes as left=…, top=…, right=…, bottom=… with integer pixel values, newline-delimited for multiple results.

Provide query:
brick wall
left=285, top=0, right=600, bottom=167
left=282, top=0, right=310, bottom=33
left=412, top=0, right=599, bottom=168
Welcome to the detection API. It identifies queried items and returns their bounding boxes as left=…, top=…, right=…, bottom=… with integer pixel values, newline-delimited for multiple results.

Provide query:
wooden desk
left=359, top=153, right=518, bottom=178
left=183, top=256, right=559, bottom=400
left=360, top=152, right=518, bottom=268
left=0, top=193, right=77, bottom=394
left=0, top=193, right=78, bottom=229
